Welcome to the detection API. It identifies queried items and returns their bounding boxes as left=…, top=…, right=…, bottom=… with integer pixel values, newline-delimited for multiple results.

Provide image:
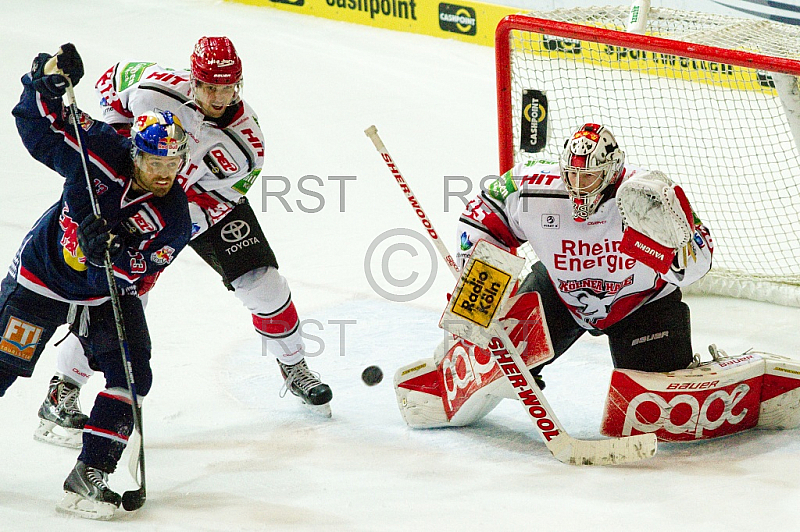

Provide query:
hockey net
left=496, top=6, right=800, bottom=306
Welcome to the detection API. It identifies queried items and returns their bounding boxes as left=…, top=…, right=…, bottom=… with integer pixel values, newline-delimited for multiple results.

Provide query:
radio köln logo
left=221, top=220, right=250, bottom=243
left=439, top=3, right=476, bottom=35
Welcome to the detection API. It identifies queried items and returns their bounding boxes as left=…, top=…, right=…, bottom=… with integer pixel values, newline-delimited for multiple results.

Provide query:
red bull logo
left=158, top=137, right=180, bottom=152
left=59, top=205, right=87, bottom=271
left=150, top=245, right=175, bottom=265
left=1, top=317, right=44, bottom=361
left=59, top=205, right=80, bottom=257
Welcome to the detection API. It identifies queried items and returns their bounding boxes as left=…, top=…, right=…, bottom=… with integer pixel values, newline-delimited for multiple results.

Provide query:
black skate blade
left=121, top=488, right=146, bottom=511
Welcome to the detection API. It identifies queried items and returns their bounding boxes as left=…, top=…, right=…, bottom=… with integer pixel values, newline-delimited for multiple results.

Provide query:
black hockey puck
left=361, top=365, right=383, bottom=386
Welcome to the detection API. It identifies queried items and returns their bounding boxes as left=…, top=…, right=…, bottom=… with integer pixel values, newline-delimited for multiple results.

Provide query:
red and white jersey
left=456, top=159, right=713, bottom=330
left=95, top=62, right=265, bottom=236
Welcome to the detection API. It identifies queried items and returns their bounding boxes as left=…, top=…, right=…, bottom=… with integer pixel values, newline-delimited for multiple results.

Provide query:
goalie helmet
left=190, top=36, right=243, bottom=85
left=130, top=110, right=189, bottom=159
left=559, top=123, right=625, bottom=221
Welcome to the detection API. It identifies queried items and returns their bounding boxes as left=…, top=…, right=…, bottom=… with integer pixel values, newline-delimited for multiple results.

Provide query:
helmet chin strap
left=569, top=185, right=614, bottom=221
left=130, top=160, right=149, bottom=194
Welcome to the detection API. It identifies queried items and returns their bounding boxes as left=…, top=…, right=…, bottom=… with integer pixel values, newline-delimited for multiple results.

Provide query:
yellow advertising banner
left=229, top=0, right=517, bottom=47
left=229, top=0, right=776, bottom=94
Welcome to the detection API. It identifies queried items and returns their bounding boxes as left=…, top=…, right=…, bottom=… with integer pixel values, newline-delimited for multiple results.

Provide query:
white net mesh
left=500, top=6, right=800, bottom=305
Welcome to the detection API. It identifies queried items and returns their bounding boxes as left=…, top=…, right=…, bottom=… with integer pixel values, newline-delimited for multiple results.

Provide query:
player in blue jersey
left=35, top=38, right=332, bottom=440
left=0, top=44, right=191, bottom=519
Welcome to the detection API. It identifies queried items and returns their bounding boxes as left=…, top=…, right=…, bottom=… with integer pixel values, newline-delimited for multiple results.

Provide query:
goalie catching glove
left=617, top=170, right=695, bottom=273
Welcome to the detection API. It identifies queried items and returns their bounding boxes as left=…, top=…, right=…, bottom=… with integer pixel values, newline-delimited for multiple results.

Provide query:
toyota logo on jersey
left=220, top=220, right=250, bottom=242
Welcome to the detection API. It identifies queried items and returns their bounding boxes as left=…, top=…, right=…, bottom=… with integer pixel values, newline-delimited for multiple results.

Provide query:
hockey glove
left=30, top=43, right=84, bottom=99
left=77, top=214, right=124, bottom=268
left=617, top=171, right=694, bottom=274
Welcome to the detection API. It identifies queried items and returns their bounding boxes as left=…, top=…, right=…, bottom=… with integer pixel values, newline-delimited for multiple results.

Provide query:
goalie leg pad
left=602, top=350, right=800, bottom=441
left=758, top=353, right=800, bottom=429
left=394, top=341, right=506, bottom=429
left=602, top=354, right=764, bottom=441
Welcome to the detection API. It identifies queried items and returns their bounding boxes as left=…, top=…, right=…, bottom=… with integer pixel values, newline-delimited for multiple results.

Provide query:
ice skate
left=279, top=359, right=333, bottom=418
left=34, top=374, right=88, bottom=449
left=57, top=461, right=121, bottom=520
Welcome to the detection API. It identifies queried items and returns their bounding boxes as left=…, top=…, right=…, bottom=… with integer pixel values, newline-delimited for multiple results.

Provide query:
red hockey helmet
left=190, top=36, right=243, bottom=85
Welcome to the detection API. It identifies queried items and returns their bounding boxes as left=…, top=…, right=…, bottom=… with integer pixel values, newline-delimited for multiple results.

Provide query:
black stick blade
left=121, top=487, right=146, bottom=511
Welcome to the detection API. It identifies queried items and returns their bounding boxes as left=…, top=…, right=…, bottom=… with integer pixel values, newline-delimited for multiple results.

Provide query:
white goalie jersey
left=95, top=62, right=265, bottom=236
left=457, top=159, right=714, bottom=330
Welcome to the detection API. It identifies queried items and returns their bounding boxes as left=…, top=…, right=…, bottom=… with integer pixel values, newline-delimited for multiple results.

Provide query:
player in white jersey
left=35, top=37, right=333, bottom=447
left=457, top=123, right=713, bottom=382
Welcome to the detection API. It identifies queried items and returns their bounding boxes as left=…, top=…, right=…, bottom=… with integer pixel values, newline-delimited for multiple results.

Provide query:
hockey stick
left=364, top=125, right=460, bottom=274
left=364, top=125, right=657, bottom=465
left=64, top=81, right=147, bottom=509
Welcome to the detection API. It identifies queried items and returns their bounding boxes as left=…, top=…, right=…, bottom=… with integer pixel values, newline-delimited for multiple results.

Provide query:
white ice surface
left=1, top=1, right=799, bottom=530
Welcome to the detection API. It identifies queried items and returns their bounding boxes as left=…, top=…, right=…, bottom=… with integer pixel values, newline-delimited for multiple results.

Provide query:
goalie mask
left=559, top=123, right=625, bottom=221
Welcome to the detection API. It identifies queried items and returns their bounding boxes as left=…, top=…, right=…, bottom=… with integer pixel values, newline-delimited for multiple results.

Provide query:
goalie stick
left=364, top=125, right=459, bottom=274
left=62, top=77, right=146, bottom=509
left=365, top=125, right=657, bottom=465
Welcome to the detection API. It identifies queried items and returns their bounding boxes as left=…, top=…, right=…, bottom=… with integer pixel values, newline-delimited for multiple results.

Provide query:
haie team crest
left=557, top=275, right=634, bottom=322
left=150, top=245, right=175, bottom=265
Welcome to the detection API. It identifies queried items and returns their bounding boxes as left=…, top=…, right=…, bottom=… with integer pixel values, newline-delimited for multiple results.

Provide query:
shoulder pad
left=485, top=170, right=518, bottom=202
left=115, top=62, right=157, bottom=91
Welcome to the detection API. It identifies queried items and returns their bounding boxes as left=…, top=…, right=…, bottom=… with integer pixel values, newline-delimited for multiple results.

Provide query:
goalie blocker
left=395, top=290, right=554, bottom=428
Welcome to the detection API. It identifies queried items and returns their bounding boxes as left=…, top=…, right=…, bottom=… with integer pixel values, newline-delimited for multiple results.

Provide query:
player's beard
left=133, top=167, right=173, bottom=197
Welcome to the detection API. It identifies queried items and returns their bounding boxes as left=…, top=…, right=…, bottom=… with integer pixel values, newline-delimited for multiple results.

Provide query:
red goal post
left=495, top=7, right=800, bottom=305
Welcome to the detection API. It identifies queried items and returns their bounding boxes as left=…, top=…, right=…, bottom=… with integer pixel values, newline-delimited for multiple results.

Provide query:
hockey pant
left=188, top=198, right=306, bottom=365
left=519, top=261, right=694, bottom=374
left=0, top=275, right=151, bottom=473
left=56, top=292, right=150, bottom=386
